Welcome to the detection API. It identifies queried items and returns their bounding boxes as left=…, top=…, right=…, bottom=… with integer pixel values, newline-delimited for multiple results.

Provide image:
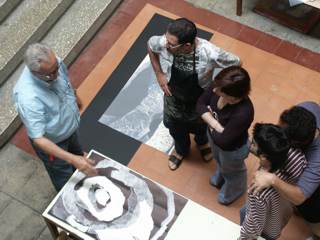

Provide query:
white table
left=303, top=0, right=320, bottom=9
left=43, top=150, right=242, bottom=240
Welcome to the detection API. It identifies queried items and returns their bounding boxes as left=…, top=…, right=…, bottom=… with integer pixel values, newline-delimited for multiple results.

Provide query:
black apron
left=164, top=49, right=203, bottom=122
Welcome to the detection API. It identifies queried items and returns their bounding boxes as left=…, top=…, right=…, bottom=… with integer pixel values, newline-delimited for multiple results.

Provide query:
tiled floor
left=11, top=1, right=320, bottom=239
left=187, top=0, right=320, bottom=54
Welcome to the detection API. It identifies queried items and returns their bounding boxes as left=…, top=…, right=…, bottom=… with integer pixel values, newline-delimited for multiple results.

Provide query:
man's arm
left=33, top=137, right=97, bottom=176
left=250, top=171, right=306, bottom=205
left=147, top=46, right=171, bottom=96
left=208, top=43, right=241, bottom=68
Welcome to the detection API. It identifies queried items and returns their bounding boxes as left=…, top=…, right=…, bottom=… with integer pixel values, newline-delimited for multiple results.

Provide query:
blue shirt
left=13, top=59, right=80, bottom=143
left=296, top=102, right=320, bottom=198
left=299, top=101, right=320, bottom=129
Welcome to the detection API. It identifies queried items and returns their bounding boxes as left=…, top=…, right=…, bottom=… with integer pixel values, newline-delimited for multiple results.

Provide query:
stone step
left=0, top=0, right=75, bottom=87
left=0, top=0, right=122, bottom=148
left=0, top=0, right=23, bottom=23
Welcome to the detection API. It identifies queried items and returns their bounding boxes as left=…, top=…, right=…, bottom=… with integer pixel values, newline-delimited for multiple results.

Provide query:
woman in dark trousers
left=197, top=66, right=254, bottom=205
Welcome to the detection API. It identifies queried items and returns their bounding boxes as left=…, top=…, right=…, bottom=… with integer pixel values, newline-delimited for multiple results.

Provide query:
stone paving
left=186, top=0, right=320, bottom=53
left=0, top=144, right=55, bottom=240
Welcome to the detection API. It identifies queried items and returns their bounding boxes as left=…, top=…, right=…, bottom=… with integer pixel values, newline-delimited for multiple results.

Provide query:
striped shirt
left=240, top=148, right=307, bottom=240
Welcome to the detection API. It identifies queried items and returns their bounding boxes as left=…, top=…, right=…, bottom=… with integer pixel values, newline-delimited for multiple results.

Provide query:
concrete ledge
left=44, top=0, right=122, bottom=65
left=0, top=0, right=74, bottom=86
left=0, top=65, right=23, bottom=148
left=0, top=0, right=122, bottom=148
left=0, top=0, right=22, bottom=23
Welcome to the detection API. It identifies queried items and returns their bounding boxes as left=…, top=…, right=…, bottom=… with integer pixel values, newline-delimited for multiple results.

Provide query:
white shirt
left=148, top=35, right=240, bottom=89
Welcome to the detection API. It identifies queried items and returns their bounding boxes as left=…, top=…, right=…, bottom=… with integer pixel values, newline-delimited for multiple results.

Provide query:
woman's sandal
left=198, top=146, right=213, bottom=162
left=168, top=154, right=184, bottom=171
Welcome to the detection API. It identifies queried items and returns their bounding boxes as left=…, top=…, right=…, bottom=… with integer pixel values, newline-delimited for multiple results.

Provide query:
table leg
left=44, top=218, right=59, bottom=240
left=237, top=0, right=243, bottom=16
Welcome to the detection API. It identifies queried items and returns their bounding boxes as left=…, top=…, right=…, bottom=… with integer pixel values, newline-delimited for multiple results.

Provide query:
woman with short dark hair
left=196, top=66, right=254, bottom=205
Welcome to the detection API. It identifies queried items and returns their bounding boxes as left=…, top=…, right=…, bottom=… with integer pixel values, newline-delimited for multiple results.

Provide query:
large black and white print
left=47, top=151, right=187, bottom=240
left=98, top=56, right=173, bottom=153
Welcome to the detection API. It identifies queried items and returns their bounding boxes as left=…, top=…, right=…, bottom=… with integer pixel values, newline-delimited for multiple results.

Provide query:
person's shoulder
left=14, top=67, right=34, bottom=93
left=14, top=88, right=39, bottom=105
left=16, top=65, right=32, bottom=81
left=298, top=101, right=320, bottom=114
left=196, top=39, right=220, bottom=61
left=148, top=35, right=165, bottom=49
left=228, top=99, right=254, bottom=124
left=288, top=148, right=306, bottom=163
left=297, top=101, right=320, bottom=128
left=235, top=97, right=254, bottom=114
left=286, top=148, right=307, bottom=170
left=297, top=101, right=320, bottom=112
left=311, top=136, right=320, bottom=149
left=249, top=187, right=275, bottom=205
left=243, top=97, right=254, bottom=107
left=306, top=137, right=320, bottom=160
left=288, top=147, right=304, bottom=156
left=197, top=38, right=218, bottom=50
left=14, top=67, right=42, bottom=102
left=197, top=37, right=213, bottom=45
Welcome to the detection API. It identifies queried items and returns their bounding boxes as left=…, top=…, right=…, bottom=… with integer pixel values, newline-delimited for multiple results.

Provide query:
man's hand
left=157, top=73, right=172, bottom=96
left=147, top=46, right=170, bottom=96
left=249, top=170, right=276, bottom=195
left=74, top=156, right=98, bottom=176
left=33, top=137, right=97, bottom=176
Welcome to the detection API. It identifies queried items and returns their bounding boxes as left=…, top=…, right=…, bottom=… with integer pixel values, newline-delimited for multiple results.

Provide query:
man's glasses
left=32, top=60, right=61, bottom=82
left=168, top=42, right=183, bottom=49
left=164, top=35, right=183, bottom=49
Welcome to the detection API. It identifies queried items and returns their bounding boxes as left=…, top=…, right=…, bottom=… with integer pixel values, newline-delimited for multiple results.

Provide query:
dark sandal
left=198, top=147, right=213, bottom=162
left=168, top=155, right=183, bottom=171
